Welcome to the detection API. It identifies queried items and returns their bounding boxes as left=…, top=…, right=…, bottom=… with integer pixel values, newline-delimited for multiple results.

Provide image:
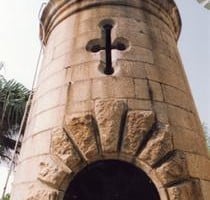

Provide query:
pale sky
left=0, top=0, right=209, bottom=196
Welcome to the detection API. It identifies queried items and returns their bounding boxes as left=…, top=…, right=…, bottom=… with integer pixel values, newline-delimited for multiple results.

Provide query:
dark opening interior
left=64, top=160, right=160, bottom=200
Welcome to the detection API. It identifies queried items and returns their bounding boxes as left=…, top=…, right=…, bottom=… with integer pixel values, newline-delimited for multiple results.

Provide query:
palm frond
left=0, top=76, right=30, bottom=162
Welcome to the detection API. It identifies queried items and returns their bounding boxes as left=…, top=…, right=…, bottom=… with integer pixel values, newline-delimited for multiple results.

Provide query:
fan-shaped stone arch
left=30, top=99, right=203, bottom=200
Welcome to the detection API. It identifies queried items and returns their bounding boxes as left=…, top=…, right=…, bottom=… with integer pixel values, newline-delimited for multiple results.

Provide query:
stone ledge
left=40, top=0, right=181, bottom=44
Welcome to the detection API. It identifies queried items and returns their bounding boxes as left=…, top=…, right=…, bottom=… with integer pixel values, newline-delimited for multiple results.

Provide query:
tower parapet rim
left=40, top=0, right=181, bottom=45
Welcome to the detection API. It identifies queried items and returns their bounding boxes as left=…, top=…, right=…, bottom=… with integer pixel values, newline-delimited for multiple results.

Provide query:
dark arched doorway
left=64, top=160, right=160, bottom=200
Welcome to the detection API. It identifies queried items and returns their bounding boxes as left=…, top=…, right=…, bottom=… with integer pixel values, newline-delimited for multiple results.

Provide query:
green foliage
left=203, top=123, right=210, bottom=154
left=1, top=193, right=10, bottom=200
left=0, top=75, right=29, bottom=162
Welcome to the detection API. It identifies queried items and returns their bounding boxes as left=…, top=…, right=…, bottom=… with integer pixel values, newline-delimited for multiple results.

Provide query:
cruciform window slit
left=86, top=21, right=128, bottom=75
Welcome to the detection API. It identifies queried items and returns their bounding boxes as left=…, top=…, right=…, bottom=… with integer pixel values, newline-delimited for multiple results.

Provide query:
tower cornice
left=40, top=0, right=181, bottom=45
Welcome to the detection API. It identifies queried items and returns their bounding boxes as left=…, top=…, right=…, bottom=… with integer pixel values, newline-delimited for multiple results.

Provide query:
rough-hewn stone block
left=26, top=189, right=58, bottom=200
left=95, top=100, right=126, bottom=153
left=121, top=111, right=155, bottom=156
left=156, top=151, right=188, bottom=186
left=38, top=158, right=71, bottom=188
left=201, top=180, right=210, bottom=200
left=139, top=124, right=173, bottom=166
left=168, top=181, right=203, bottom=200
left=65, top=113, right=98, bottom=159
left=51, top=128, right=82, bottom=170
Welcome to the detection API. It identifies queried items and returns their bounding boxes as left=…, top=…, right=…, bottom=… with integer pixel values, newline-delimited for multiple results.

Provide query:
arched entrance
left=64, top=160, right=160, bottom=200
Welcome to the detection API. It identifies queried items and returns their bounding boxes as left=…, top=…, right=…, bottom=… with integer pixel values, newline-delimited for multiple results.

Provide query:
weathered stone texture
left=201, top=180, right=210, bottom=200
left=12, top=0, right=210, bottom=199
left=65, top=113, right=98, bottom=159
left=38, top=158, right=71, bottom=188
left=26, top=189, right=58, bottom=200
left=51, top=128, right=82, bottom=170
left=95, top=100, right=126, bottom=153
left=168, top=181, right=203, bottom=200
left=122, top=111, right=155, bottom=156
left=156, top=152, right=188, bottom=185
left=139, top=124, right=173, bottom=166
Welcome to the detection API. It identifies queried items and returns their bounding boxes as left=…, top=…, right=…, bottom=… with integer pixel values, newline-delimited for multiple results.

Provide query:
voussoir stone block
left=201, top=180, right=210, bottom=200
left=168, top=181, right=203, bottom=200
left=51, top=128, right=82, bottom=170
left=121, top=111, right=155, bottom=156
left=139, top=124, right=173, bottom=166
left=156, top=151, right=188, bottom=186
left=26, top=189, right=58, bottom=200
left=95, top=100, right=126, bottom=154
left=38, top=157, right=71, bottom=188
left=65, top=113, right=98, bottom=159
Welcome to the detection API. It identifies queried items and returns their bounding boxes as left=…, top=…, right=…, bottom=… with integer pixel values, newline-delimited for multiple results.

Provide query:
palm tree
left=0, top=75, right=29, bottom=162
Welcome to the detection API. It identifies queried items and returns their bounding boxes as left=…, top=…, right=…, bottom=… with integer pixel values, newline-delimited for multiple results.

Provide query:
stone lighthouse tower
left=12, top=0, right=210, bottom=199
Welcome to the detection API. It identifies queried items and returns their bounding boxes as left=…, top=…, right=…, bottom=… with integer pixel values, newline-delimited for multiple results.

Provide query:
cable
left=1, top=2, right=48, bottom=198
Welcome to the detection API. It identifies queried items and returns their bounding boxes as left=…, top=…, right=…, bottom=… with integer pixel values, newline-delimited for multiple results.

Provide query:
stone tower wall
left=11, top=0, right=210, bottom=199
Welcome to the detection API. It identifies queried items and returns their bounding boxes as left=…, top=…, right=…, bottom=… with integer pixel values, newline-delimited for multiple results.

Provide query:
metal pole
left=0, top=1, right=49, bottom=198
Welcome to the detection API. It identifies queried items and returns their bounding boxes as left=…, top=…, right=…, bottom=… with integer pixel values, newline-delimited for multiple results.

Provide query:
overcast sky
left=0, top=0, right=209, bottom=195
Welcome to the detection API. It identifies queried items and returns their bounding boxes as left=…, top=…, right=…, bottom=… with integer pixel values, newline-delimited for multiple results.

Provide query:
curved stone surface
left=40, top=0, right=181, bottom=44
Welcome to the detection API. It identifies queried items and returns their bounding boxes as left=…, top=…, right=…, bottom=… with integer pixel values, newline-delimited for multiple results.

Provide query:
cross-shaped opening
left=86, top=20, right=129, bottom=75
